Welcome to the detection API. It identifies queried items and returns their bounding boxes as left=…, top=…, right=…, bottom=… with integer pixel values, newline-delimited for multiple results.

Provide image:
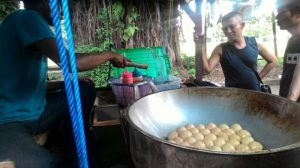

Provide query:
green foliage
left=244, top=14, right=273, bottom=38
left=257, top=56, right=284, bottom=68
left=123, top=7, right=139, bottom=41
left=0, top=2, right=18, bottom=21
left=96, top=2, right=124, bottom=49
left=181, top=54, right=196, bottom=76
left=75, top=45, right=109, bottom=88
left=78, top=63, right=110, bottom=88
left=181, top=54, right=195, bottom=70
left=77, top=1, right=140, bottom=88
left=96, top=1, right=139, bottom=47
left=76, top=44, right=102, bottom=53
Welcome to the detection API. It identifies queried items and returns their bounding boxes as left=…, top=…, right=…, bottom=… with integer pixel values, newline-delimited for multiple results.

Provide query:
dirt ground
left=203, top=64, right=282, bottom=84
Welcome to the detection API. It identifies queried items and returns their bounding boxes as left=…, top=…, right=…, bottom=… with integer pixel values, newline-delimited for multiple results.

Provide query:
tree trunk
left=71, top=0, right=182, bottom=68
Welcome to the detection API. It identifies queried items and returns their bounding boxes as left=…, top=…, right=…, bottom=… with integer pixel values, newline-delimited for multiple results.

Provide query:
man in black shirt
left=276, top=0, right=300, bottom=102
left=202, top=12, right=277, bottom=91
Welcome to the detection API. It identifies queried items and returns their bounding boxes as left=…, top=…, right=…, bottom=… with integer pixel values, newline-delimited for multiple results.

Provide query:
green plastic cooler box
left=111, top=47, right=170, bottom=84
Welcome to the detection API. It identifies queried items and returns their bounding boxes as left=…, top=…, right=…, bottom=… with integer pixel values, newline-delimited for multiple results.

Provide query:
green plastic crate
left=151, top=46, right=171, bottom=74
left=111, top=47, right=171, bottom=84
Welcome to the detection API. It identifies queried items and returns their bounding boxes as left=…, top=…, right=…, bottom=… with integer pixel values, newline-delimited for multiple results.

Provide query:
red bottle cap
left=122, top=69, right=133, bottom=78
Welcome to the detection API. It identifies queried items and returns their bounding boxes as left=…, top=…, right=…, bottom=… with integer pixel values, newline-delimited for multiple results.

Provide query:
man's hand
left=108, top=51, right=131, bottom=68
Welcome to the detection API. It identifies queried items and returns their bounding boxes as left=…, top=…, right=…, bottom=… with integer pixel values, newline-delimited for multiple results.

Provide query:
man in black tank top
left=276, top=0, right=300, bottom=102
left=202, top=11, right=277, bottom=91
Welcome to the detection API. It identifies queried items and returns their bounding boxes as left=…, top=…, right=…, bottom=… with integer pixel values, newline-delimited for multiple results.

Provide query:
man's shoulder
left=218, top=41, right=228, bottom=50
left=15, top=10, right=41, bottom=20
left=7, top=10, right=36, bottom=17
left=291, top=35, right=300, bottom=44
left=2, top=10, right=39, bottom=23
left=213, top=44, right=223, bottom=55
left=244, top=36, right=256, bottom=41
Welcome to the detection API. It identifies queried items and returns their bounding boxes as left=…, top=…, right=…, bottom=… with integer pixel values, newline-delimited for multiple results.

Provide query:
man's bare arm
left=287, top=62, right=300, bottom=101
left=257, top=42, right=277, bottom=79
left=202, top=44, right=222, bottom=74
left=32, top=38, right=127, bottom=71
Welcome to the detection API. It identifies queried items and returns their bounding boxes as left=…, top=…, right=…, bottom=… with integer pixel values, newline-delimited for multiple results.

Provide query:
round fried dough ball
left=217, top=132, right=229, bottom=141
left=211, top=127, right=222, bottom=135
left=241, top=136, right=254, bottom=145
left=185, top=124, right=195, bottom=130
left=167, top=131, right=178, bottom=140
left=179, top=130, right=192, bottom=139
left=219, top=124, right=230, bottom=130
left=193, top=141, right=206, bottom=149
left=184, top=137, right=197, bottom=144
left=209, top=146, right=222, bottom=151
left=235, top=144, right=250, bottom=152
left=168, top=123, right=262, bottom=153
left=204, top=133, right=217, bottom=141
left=177, top=126, right=187, bottom=132
left=237, top=130, right=251, bottom=138
left=222, top=143, right=235, bottom=152
left=193, top=133, right=204, bottom=141
left=224, top=128, right=235, bottom=136
left=189, top=127, right=200, bottom=134
left=200, top=128, right=211, bottom=135
left=168, top=140, right=176, bottom=143
left=249, top=141, right=263, bottom=151
left=231, top=123, right=243, bottom=132
left=228, top=139, right=240, bottom=147
left=203, top=139, right=214, bottom=148
left=206, top=122, right=217, bottom=129
left=229, top=134, right=241, bottom=141
left=196, top=124, right=206, bottom=130
left=214, top=137, right=226, bottom=147
left=173, top=137, right=183, bottom=143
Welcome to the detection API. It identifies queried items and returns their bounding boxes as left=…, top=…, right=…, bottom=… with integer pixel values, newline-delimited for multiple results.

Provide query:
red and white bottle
left=121, top=69, right=133, bottom=84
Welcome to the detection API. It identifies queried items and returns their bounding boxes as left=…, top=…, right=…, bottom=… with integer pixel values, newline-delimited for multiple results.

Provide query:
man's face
left=276, top=7, right=300, bottom=30
left=221, top=17, right=244, bottom=41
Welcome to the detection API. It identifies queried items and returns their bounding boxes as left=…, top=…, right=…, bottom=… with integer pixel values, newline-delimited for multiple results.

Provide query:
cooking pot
left=125, top=87, right=300, bottom=168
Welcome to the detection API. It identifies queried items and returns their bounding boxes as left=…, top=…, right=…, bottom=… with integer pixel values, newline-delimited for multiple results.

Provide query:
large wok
left=125, top=87, right=300, bottom=168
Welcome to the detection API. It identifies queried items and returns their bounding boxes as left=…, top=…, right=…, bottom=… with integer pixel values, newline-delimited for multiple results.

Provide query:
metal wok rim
left=126, top=87, right=300, bottom=156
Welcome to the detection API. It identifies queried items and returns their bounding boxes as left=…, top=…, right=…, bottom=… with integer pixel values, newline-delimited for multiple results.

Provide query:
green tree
left=0, top=2, right=18, bottom=21
left=76, top=1, right=140, bottom=88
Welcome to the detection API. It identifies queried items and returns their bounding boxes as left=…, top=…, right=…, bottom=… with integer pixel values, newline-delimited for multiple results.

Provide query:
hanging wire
left=49, top=0, right=89, bottom=167
left=103, top=0, right=114, bottom=82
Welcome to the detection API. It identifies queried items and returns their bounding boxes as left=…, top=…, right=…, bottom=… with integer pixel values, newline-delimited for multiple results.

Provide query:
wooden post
left=194, top=0, right=204, bottom=82
left=180, top=0, right=205, bottom=82
left=194, top=26, right=204, bottom=82
left=272, top=11, right=278, bottom=57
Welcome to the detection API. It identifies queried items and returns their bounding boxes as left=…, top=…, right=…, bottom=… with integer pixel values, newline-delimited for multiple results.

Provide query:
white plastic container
left=155, top=75, right=181, bottom=91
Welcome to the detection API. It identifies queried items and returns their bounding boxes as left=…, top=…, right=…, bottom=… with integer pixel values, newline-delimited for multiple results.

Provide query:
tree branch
left=179, top=0, right=197, bottom=23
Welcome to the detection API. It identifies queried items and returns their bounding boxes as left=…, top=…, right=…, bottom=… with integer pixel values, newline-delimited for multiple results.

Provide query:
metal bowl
left=125, top=87, right=300, bottom=168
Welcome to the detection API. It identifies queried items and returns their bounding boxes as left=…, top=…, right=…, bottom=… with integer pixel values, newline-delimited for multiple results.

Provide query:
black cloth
left=220, top=36, right=261, bottom=91
left=45, top=81, right=97, bottom=168
left=279, top=34, right=300, bottom=102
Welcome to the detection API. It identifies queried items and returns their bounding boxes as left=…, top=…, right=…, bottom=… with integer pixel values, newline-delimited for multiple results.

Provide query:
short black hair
left=284, top=5, right=300, bottom=16
left=277, top=0, right=300, bottom=15
left=221, top=11, right=243, bottom=23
